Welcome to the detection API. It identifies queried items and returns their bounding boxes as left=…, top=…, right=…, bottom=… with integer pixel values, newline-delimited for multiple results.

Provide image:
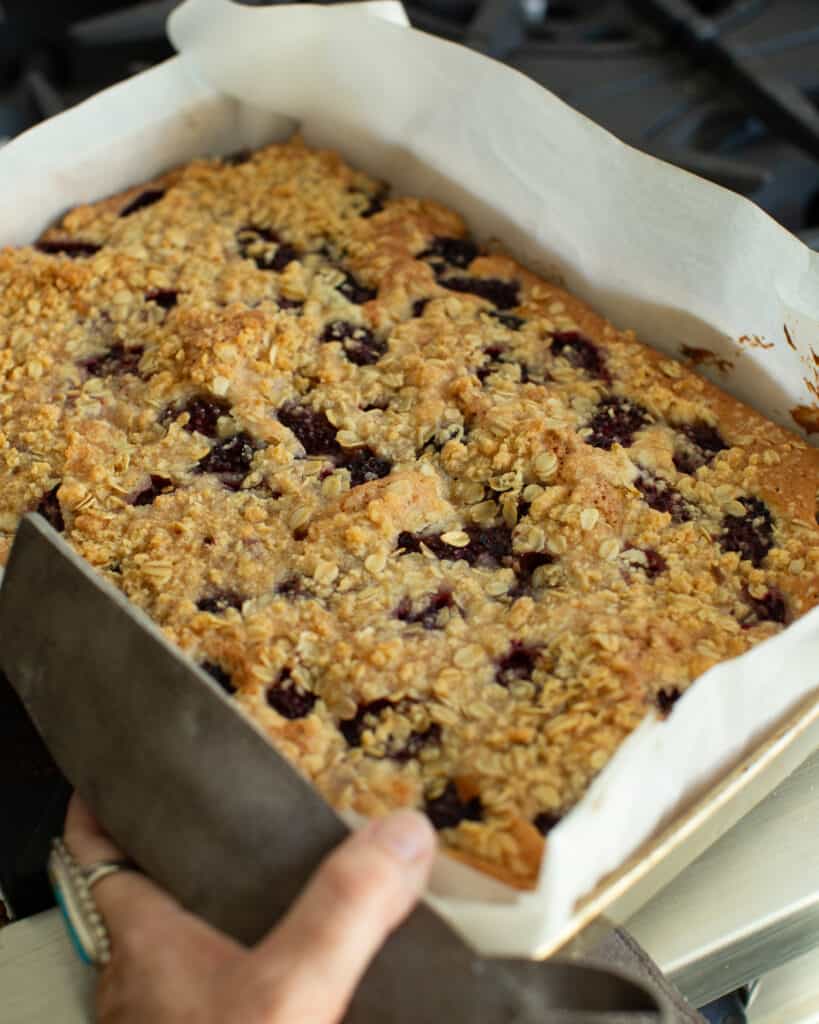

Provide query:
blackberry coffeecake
left=1, top=138, right=818, bottom=887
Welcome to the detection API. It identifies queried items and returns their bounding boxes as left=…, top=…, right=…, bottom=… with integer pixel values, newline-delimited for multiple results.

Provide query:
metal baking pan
left=548, top=691, right=819, bottom=958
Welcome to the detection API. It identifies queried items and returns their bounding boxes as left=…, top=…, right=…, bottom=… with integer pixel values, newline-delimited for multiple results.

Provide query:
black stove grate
left=2, top=0, right=819, bottom=245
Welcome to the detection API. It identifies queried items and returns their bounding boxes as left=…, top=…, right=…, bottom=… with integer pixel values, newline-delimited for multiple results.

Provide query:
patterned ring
left=48, top=837, right=136, bottom=969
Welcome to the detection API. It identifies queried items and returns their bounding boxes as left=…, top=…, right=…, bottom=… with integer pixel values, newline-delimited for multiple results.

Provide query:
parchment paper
left=1, top=0, right=818, bottom=958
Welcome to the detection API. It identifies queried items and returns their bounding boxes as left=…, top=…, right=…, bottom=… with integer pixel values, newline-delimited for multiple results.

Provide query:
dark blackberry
left=397, top=524, right=514, bottom=570
left=635, top=473, right=692, bottom=524
left=495, top=642, right=539, bottom=688
left=533, top=811, right=562, bottom=836
left=586, top=396, right=650, bottom=450
left=82, top=344, right=144, bottom=378
left=339, top=447, right=392, bottom=487
left=336, top=271, right=377, bottom=304
left=202, top=662, right=235, bottom=695
left=673, top=421, right=728, bottom=475
left=320, top=320, right=386, bottom=366
left=237, top=226, right=300, bottom=272
left=511, top=551, right=555, bottom=595
left=358, top=187, right=388, bottom=218
left=425, top=781, right=483, bottom=830
left=177, top=395, right=231, bottom=439
left=276, top=576, right=308, bottom=599
left=551, top=331, right=609, bottom=381
left=476, top=345, right=504, bottom=383
left=720, top=496, right=775, bottom=567
left=340, top=698, right=396, bottom=747
left=395, top=587, right=455, bottom=630
left=196, top=432, right=258, bottom=490
left=145, top=289, right=178, bottom=311
left=278, top=403, right=341, bottom=457
left=392, top=724, right=442, bottom=763
left=418, top=236, right=479, bottom=269
left=641, top=548, right=667, bottom=579
left=266, top=667, right=317, bottom=720
left=489, top=312, right=524, bottom=331
left=269, top=244, right=299, bottom=272
left=439, top=276, right=519, bottom=310
left=742, top=587, right=787, bottom=627
left=35, top=484, right=64, bottom=532
left=418, top=422, right=467, bottom=456
left=196, top=591, right=244, bottom=614
left=132, top=475, right=174, bottom=507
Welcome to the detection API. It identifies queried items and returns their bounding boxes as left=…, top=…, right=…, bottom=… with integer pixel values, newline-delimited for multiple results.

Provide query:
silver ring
left=48, top=837, right=136, bottom=968
left=84, top=861, right=131, bottom=890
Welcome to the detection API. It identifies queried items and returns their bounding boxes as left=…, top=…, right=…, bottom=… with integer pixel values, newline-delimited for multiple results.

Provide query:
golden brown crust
left=2, top=136, right=817, bottom=886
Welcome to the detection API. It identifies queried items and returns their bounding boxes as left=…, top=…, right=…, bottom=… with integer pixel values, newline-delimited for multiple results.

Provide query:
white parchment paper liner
left=1, top=0, right=817, bottom=958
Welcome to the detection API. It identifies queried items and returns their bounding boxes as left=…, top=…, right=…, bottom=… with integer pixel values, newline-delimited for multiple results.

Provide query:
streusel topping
left=2, top=137, right=817, bottom=885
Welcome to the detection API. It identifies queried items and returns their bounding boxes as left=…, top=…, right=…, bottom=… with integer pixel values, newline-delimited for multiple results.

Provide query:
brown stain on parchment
left=791, top=405, right=819, bottom=435
left=805, top=349, right=819, bottom=403
left=751, top=325, right=819, bottom=437
left=737, top=333, right=774, bottom=350
left=680, top=345, right=734, bottom=373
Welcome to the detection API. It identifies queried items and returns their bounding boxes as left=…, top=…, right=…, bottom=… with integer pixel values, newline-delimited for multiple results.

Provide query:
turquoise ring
left=48, top=837, right=134, bottom=968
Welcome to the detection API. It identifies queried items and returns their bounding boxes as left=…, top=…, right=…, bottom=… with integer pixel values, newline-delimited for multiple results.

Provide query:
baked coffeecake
left=2, top=138, right=818, bottom=886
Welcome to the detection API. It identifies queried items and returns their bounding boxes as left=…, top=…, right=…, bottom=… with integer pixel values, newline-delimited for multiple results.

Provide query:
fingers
left=63, top=796, right=436, bottom=1024
left=63, top=793, right=242, bottom=1024
left=65, top=792, right=126, bottom=864
left=251, top=810, right=436, bottom=1022
left=63, top=793, right=207, bottom=950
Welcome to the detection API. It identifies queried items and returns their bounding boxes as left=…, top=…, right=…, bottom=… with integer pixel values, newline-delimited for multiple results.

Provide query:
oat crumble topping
left=2, top=137, right=818, bottom=886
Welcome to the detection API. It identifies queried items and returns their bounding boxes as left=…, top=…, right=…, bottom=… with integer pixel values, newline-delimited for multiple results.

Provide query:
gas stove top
left=2, top=0, right=819, bottom=249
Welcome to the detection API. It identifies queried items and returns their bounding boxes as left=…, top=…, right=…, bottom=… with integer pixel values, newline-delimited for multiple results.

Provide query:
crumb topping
left=2, top=137, right=818, bottom=887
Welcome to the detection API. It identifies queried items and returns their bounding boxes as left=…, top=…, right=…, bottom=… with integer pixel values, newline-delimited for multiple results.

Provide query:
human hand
left=64, top=793, right=436, bottom=1023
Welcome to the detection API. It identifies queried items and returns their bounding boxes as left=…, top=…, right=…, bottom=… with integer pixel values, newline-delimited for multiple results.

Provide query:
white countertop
left=3, top=746, right=819, bottom=1022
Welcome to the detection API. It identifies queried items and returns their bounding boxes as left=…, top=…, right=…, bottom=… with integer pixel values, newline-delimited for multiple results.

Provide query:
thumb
left=250, top=810, right=436, bottom=1023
